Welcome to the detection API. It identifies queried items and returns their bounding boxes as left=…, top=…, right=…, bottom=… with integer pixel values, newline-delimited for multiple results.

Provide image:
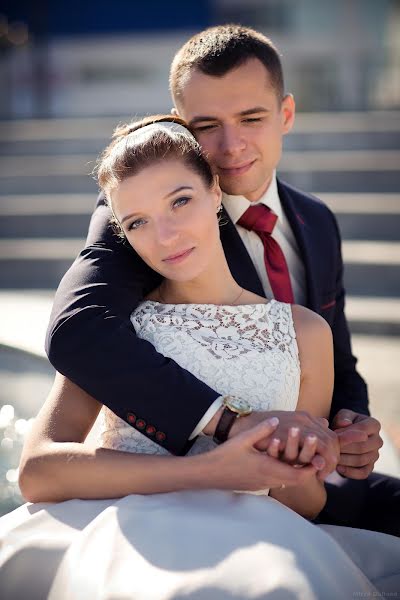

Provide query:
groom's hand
left=230, top=410, right=340, bottom=480
left=332, top=409, right=383, bottom=479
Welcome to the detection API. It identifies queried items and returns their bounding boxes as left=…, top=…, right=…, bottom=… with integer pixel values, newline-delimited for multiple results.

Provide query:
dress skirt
left=2, top=489, right=399, bottom=599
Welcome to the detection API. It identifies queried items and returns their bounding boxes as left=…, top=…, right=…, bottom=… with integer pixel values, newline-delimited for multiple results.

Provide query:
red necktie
left=238, top=204, right=295, bottom=303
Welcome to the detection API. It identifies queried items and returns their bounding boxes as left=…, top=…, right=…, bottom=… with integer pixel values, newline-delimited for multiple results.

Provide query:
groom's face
left=175, top=58, right=295, bottom=202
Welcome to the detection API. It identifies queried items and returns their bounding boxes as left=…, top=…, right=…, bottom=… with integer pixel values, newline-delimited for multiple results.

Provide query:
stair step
left=2, top=150, right=399, bottom=178
left=2, top=130, right=400, bottom=157
left=1, top=193, right=399, bottom=216
left=0, top=239, right=399, bottom=295
left=280, top=171, right=400, bottom=193
left=1, top=112, right=399, bottom=142
left=0, top=292, right=398, bottom=358
left=1, top=238, right=398, bottom=263
left=346, top=297, right=400, bottom=335
left=1, top=210, right=399, bottom=241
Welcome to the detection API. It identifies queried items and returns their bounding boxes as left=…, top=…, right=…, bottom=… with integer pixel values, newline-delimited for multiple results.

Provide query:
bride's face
left=111, top=158, right=222, bottom=282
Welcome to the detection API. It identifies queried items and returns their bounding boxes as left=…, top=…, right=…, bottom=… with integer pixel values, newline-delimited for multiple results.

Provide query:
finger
left=336, top=464, right=373, bottom=480
left=266, top=438, right=280, bottom=459
left=332, top=409, right=356, bottom=429
left=338, top=418, right=379, bottom=437
left=336, top=428, right=369, bottom=447
left=317, top=417, right=329, bottom=429
left=353, top=416, right=381, bottom=435
left=241, top=417, right=280, bottom=448
left=340, top=435, right=383, bottom=455
left=312, top=447, right=336, bottom=479
left=313, top=435, right=339, bottom=473
left=311, top=454, right=326, bottom=471
left=283, top=427, right=300, bottom=463
left=297, top=434, right=317, bottom=464
left=338, top=450, right=379, bottom=468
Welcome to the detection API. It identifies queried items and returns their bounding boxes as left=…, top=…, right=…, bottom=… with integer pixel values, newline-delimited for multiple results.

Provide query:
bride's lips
left=219, top=160, right=255, bottom=177
left=163, top=247, right=195, bottom=264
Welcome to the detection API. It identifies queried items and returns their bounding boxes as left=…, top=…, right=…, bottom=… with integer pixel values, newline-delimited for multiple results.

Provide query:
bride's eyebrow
left=164, top=185, right=194, bottom=198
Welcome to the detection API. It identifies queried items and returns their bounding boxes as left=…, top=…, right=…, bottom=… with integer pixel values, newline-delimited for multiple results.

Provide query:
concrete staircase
left=0, top=112, right=399, bottom=335
left=0, top=113, right=399, bottom=513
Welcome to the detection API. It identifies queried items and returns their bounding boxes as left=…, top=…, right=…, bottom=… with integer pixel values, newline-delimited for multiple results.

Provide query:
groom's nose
left=219, top=125, right=246, bottom=156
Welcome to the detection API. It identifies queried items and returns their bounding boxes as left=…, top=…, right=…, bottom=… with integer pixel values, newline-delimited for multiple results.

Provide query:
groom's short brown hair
left=170, top=24, right=284, bottom=106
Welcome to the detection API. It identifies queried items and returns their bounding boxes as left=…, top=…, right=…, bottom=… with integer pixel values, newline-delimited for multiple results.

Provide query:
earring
left=216, top=204, right=223, bottom=213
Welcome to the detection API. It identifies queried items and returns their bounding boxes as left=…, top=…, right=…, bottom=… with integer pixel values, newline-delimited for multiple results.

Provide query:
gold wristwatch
left=213, top=395, right=252, bottom=444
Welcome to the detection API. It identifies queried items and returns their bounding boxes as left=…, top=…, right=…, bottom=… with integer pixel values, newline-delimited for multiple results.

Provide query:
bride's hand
left=229, top=410, right=339, bottom=479
left=265, top=428, right=325, bottom=471
left=209, top=418, right=319, bottom=492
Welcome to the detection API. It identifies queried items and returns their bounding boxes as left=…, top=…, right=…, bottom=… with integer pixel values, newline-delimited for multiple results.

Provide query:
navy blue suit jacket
left=46, top=179, right=368, bottom=455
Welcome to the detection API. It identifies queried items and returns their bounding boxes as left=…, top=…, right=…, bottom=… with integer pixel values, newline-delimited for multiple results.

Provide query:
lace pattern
left=98, top=299, right=300, bottom=462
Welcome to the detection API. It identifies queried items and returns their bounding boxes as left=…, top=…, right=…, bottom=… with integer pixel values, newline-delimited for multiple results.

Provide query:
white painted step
left=2, top=150, right=400, bottom=177
left=0, top=193, right=399, bottom=217
left=1, top=112, right=399, bottom=142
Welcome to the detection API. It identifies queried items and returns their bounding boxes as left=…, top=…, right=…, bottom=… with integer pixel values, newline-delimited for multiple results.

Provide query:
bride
left=1, top=116, right=399, bottom=599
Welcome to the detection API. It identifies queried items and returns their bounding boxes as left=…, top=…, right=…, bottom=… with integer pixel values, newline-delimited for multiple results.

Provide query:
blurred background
left=0, top=0, right=399, bottom=515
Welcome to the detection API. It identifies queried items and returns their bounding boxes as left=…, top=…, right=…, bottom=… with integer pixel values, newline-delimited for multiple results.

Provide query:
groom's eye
left=194, top=124, right=216, bottom=132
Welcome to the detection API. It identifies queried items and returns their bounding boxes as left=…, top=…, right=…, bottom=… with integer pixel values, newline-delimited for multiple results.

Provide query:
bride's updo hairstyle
left=96, top=114, right=214, bottom=237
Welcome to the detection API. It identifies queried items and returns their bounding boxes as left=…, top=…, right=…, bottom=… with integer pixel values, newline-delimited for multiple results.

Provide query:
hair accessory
left=129, top=121, right=196, bottom=141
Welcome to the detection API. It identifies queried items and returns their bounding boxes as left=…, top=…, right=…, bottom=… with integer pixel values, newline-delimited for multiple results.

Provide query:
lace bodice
left=98, top=299, right=300, bottom=459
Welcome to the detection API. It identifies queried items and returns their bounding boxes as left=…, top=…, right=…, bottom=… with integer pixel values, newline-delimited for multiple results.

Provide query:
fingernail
left=313, top=457, right=325, bottom=469
left=290, top=427, right=300, bottom=437
left=306, top=435, right=317, bottom=443
left=268, top=417, right=279, bottom=427
left=271, top=438, right=280, bottom=445
left=341, top=418, right=352, bottom=424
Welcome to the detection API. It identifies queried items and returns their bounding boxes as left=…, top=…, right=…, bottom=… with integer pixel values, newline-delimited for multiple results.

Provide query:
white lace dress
left=100, top=299, right=300, bottom=464
left=1, top=300, right=399, bottom=600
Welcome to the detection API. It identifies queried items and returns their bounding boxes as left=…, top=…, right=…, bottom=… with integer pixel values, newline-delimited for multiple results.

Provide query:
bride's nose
left=154, top=216, right=180, bottom=246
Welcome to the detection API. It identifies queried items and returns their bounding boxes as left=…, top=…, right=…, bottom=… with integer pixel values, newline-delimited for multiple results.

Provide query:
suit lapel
left=219, top=208, right=265, bottom=296
left=277, top=180, right=318, bottom=311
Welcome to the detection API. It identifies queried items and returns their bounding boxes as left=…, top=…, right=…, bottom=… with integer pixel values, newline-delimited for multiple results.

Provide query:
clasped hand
left=331, top=409, right=383, bottom=479
left=223, top=408, right=382, bottom=491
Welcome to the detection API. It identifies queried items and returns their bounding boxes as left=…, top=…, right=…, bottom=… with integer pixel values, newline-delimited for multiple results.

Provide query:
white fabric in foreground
left=1, top=490, right=395, bottom=600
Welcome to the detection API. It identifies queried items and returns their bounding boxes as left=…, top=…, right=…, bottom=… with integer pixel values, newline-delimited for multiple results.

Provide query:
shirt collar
left=222, top=171, right=283, bottom=225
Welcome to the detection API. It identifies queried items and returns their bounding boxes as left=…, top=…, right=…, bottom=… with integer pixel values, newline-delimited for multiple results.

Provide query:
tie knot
left=238, top=204, right=278, bottom=235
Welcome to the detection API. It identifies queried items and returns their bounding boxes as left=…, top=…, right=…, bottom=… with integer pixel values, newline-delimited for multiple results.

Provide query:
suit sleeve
left=329, top=214, right=369, bottom=420
left=45, top=194, right=219, bottom=456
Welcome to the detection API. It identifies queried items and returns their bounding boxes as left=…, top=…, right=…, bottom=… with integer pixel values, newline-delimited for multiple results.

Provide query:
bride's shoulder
left=239, top=290, right=268, bottom=305
left=290, top=304, right=332, bottom=349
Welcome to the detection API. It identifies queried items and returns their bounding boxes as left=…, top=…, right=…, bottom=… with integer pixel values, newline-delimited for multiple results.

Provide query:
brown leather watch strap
left=213, top=406, right=238, bottom=444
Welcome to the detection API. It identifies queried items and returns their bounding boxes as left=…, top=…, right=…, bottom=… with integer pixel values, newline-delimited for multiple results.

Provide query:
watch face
left=224, top=396, right=252, bottom=415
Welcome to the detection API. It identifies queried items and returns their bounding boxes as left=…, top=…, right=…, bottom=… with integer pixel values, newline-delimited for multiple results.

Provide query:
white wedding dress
left=1, top=300, right=399, bottom=600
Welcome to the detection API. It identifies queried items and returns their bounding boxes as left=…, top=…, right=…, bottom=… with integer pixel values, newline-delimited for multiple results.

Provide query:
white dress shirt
left=189, top=173, right=306, bottom=440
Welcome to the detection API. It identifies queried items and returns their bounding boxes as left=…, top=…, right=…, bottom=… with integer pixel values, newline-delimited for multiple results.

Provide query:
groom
left=46, top=25, right=399, bottom=534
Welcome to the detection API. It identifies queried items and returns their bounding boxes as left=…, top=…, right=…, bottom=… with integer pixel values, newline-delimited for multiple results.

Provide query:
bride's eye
left=128, top=218, right=147, bottom=231
left=173, top=196, right=191, bottom=209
